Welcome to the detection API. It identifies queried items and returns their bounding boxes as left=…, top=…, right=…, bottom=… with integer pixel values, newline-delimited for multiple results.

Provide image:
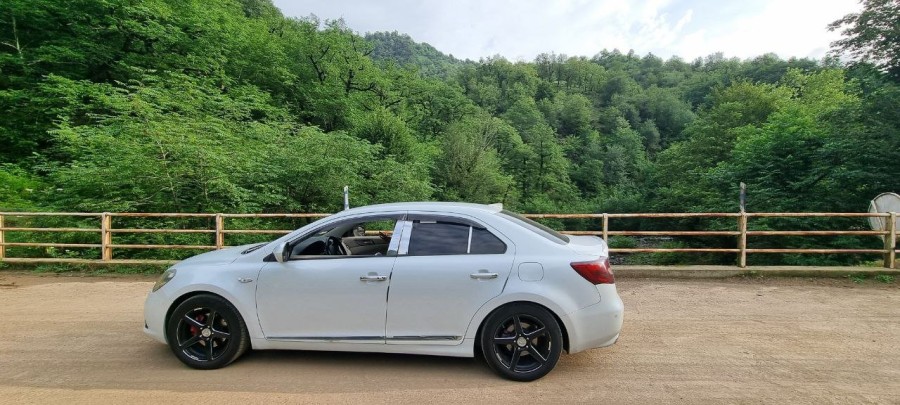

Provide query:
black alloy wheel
left=166, top=294, right=249, bottom=369
left=480, top=303, right=563, bottom=381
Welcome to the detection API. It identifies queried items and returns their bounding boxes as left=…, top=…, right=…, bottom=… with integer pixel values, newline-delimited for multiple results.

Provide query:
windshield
left=499, top=210, right=569, bottom=245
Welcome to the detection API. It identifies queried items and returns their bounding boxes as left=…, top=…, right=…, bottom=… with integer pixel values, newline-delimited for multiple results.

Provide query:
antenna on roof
left=343, top=186, right=350, bottom=211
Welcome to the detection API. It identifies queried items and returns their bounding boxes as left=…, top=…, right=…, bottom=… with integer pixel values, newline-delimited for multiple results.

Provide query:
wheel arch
left=165, top=291, right=215, bottom=331
left=165, top=290, right=253, bottom=345
left=472, top=300, right=571, bottom=354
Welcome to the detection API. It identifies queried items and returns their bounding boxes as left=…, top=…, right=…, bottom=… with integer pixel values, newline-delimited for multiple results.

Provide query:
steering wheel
left=325, top=236, right=347, bottom=255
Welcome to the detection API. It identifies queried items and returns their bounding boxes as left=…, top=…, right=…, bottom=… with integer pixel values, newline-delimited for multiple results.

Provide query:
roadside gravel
left=0, top=273, right=898, bottom=404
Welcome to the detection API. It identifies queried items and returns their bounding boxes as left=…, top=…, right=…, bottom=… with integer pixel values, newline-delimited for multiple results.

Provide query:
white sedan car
left=144, top=202, right=623, bottom=381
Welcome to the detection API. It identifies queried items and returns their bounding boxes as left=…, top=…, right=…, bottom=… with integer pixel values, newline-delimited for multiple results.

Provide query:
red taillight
left=570, top=258, right=614, bottom=284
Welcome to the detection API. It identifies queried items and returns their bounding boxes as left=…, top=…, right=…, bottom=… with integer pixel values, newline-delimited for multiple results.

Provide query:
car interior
left=288, top=218, right=396, bottom=259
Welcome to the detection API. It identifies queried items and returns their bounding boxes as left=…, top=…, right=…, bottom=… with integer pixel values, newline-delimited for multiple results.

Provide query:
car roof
left=340, top=202, right=503, bottom=217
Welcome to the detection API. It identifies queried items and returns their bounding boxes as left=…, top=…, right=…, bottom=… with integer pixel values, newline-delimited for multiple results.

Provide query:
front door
left=256, top=215, right=404, bottom=342
left=256, top=257, right=395, bottom=342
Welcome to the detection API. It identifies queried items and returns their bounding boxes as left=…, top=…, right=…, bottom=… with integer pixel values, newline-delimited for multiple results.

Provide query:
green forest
left=1, top=0, right=898, bottom=265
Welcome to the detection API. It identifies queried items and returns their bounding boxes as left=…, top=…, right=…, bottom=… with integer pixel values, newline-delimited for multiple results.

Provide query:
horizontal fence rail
left=0, top=211, right=896, bottom=269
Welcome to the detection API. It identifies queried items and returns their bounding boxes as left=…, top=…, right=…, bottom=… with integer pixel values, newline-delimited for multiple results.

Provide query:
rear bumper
left=563, top=287, right=624, bottom=353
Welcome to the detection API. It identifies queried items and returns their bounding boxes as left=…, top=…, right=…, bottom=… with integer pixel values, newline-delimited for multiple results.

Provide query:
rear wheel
left=480, top=303, right=562, bottom=381
left=166, top=294, right=249, bottom=369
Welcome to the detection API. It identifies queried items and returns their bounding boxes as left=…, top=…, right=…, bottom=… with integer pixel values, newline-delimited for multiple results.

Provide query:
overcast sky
left=272, top=0, right=861, bottom=62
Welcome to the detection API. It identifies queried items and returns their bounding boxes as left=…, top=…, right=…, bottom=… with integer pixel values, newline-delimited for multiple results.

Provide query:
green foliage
left=651, top=81, right=796, bottom=211
left=349, top=107, right=418, bottom=162
left=0, top=0, right=897, bottom=267
left=24, top=263, right=167, bottom=275
left=606, top=237, right=637, bottom=249
left=44, top=72, right=294, bottom=212
left=829, top=0, right=900, bottom=81
left=0, top=164, right=42, bottom=210
left=433, top=116, right=515, bottom=204
left=366, top=31, right=467, bottom=78
left=545, top=92, right=595, bottom=136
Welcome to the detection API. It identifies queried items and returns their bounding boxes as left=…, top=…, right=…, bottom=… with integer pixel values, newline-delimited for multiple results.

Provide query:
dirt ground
left=0, top=272, right=898, bottom=404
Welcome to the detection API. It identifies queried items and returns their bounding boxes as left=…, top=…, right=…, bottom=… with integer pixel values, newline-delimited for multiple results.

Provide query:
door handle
left=360, top=275, right=387, bottom=282
left=470, top=272, right=499, bottom=280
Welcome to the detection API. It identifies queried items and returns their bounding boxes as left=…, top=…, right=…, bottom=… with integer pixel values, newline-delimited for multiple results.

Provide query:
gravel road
left=1, top=273, right=898, bottom=404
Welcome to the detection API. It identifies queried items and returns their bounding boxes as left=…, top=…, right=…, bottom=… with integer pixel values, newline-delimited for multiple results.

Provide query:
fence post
left=602, top=213, right=609, bottom=242
left=738, top=212, right=748, bottom=268
left=886, top=212, right=897, bottom=269
left=101, top=213, right=112, bottom=261
left=215, top=213, right=224, bottom=250
left=0, top=214, right=5, bottom=260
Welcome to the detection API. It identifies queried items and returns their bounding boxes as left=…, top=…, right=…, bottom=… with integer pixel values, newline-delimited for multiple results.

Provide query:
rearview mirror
left=273, top=242, right=288, bottom=263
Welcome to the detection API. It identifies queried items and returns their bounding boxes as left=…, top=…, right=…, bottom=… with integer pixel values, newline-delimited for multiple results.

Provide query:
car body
left=144, top=202, right=624, bottom=380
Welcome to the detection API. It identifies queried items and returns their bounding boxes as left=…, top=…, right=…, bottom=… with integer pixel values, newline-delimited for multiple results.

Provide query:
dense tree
left=433, top=116, right=515, bottom=203
left=650, top=80, right=793, bottom=211
left=829, top=0, right=900, bottom=80
left=367, top=31, right=467, bottom=78
left=503, top=99, right=577, bottom=204
left=0, top=0, right=896, bottom=266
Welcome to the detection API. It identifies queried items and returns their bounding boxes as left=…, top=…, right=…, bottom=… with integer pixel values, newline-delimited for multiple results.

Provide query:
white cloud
left=670, top=0, right=860, bottom=60
left=273, top=0, right=862, bottom=61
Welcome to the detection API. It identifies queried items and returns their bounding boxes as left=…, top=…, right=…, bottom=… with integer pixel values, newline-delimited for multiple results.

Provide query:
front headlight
left=152, top=269, right=177, bottom=292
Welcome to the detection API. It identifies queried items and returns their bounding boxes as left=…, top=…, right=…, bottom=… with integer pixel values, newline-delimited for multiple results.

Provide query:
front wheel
left=166, top=294, right=249, bottom=369
left=480, top=303, right=563, bottom=381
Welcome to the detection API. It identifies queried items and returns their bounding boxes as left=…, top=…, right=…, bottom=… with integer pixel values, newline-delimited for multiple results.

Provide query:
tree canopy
left=1, top=0, right=898, bottom=265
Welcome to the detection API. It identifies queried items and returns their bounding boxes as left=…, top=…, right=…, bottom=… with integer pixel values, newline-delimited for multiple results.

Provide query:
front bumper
left=143, top=291, right=169, bottom=344
left=563, top=286, right=624, bottom=353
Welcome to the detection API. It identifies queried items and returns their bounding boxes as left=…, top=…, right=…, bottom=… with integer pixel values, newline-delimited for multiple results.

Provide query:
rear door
left=385, top=214, right=514, bottom=344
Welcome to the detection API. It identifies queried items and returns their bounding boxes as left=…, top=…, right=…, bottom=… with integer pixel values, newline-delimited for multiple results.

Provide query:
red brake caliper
left=189, top=314, right=205, bottom=337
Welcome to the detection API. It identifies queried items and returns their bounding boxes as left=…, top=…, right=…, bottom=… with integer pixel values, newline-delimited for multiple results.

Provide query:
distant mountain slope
left=365, top=31, right=468, bottom=78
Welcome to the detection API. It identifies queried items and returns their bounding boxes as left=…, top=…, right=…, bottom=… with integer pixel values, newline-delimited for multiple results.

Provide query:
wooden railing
left=0, top=211, right=896, bottom=268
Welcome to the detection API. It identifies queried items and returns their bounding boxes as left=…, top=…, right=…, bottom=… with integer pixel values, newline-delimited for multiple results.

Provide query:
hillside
left=366, top=31, right=468, bottom=78
left=0, top=0, right=898, bottom=264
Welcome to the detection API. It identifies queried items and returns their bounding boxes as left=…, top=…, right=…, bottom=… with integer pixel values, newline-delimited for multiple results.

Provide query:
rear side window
left=470, top=227, right=506, bottom=254
left=407, top=221, right=469, bottom=255
left=405, top=220, right=508, bottom=256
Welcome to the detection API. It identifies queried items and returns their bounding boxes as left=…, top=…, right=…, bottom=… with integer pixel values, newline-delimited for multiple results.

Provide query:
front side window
left=287, top=215, right=402, bottom=259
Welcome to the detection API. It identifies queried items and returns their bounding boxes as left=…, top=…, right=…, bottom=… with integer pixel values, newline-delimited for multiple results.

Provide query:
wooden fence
left=0, top=211, right=896, bottom=268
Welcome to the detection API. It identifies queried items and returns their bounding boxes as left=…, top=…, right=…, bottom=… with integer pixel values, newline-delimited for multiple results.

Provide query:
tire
left=166, top=294, right=250, bottom=369
left=479, top=303, right=563, bottom=381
